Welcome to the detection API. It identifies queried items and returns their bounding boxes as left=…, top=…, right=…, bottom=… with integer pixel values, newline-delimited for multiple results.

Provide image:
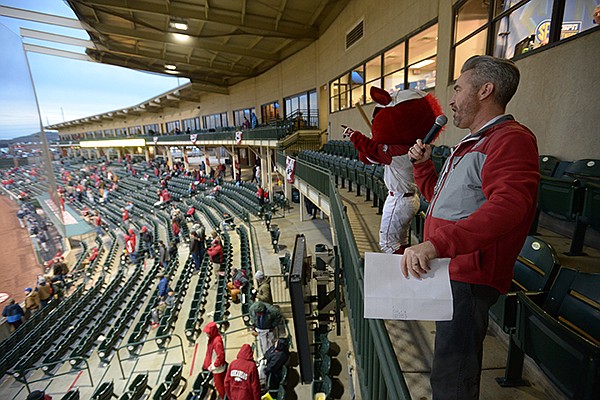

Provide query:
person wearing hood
left=24, top=287, right=40, bottom=315
left=264, top=338, right=290, bottom=391
left=225, top=343, right=261, bottom=400
left=140, top=226, right=155, bottom=258
left=202, top=322, right=227, bottom=399
left=254, top=271, right=273, bottom=304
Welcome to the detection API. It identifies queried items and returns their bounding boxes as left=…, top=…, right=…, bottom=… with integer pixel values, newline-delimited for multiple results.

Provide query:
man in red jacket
left=202, top=322, right=226, bottom=399
left=405, top=55, right=539, bottom=399
left=224, top=343, right=261, bottom=400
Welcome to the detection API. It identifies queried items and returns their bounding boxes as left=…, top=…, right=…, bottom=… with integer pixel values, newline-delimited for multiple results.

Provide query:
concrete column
left=105, top=148, right=110, bottom=161
left=181, top=146, right=189, bottom=170
left=299, top=193, right=306, bottom=222
left=95, top=149, right=101, bottom=159
left=144, top=147, right=150, bottom=163
left=266, top=148, right=273, bottom=194
left=117, top=148, right=122, bottom=160
left=166, top=146, right=173, bottom=168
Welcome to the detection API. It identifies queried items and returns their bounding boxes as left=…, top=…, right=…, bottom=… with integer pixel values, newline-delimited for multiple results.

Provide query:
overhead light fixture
left=410, top=59, right=435, bottom=69
left=169, top=19, right=188, bottom=31
left=172, top=33, right=191, bottom=42
left=164, top=64, right=177, bottom=70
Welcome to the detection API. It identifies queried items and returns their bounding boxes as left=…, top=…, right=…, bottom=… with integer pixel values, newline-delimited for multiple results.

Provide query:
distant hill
left=0, top=131, right=59, bottom=147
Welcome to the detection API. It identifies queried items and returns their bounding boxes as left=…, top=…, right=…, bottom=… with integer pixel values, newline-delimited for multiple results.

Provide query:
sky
left=0, top=0, right=188, bottom=140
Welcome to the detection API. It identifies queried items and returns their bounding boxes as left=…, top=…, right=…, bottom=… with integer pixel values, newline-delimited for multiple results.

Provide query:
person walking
left=202, top=322, right=227, bottom=399
left=224, top=343, right=261, bottom=400
left=2, top=299, right=25, bottom=331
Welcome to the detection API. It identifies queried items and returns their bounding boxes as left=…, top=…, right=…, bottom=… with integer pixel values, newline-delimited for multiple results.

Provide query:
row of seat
left=184, top=256, right=211, bottom=344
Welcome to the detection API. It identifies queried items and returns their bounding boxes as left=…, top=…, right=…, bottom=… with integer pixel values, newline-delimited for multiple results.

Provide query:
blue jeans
left=430, top=281, right=499, bottom=400
left=144, top=241, right=155, bottom=257
left=191, top=252, right=202, bottom=271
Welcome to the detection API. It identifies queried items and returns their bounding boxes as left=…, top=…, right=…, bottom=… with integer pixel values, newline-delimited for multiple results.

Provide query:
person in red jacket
left=224, top=343, right=261, bottom=400
left=207, top=238, right=224, bottom=275
left=171, top=219, right=181, bottom=244
left=202, top=322, right=226, bottom=399
left=405, top=55, right=539, bottom=399
left=122, top=207, right=129, bottom=223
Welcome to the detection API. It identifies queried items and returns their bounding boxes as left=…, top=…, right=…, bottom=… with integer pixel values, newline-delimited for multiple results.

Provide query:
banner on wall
left=286, top=156, right=296, bottom=183
left=153, top=136, right=158, bottom=145
left=190, top=134, right=197, bottom=145
left=235, top=130, right=243, bottom=144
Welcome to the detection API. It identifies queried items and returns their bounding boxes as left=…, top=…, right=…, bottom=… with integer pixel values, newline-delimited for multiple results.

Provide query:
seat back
left=537, top=176, right=583, bottom=221
left=165, top=364, right=183, bottom=387
left=539, top=155, right=560, bottom=177
left=128, top=373, right=149, bottom=397
left=565, top=159, right=600, bottom=183
left=60, top=389, right=80, bottom=400
left=581, top=182, right=600, bottom=230
left=152, top=382, right=173, bottom=400
left=513, top=236, right=560, bottom=292
left=544, top=268, right=600, bottom=345
left=92, top=381, right=114, bottom=400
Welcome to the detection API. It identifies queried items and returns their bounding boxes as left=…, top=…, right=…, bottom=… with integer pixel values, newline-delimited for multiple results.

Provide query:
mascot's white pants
left=379, top=192, right=420, bottom=253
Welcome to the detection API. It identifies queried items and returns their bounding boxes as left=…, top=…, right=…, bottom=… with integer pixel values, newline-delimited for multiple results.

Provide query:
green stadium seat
left=539, top=155, right=560, bottom=177
left=498, top=268, right=600, bottom=399
left=489, top=236, right=561, bottom=332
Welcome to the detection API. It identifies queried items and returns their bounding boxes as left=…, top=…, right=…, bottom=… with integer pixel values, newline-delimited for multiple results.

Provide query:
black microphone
left=410, top=115, right=448, bottom=163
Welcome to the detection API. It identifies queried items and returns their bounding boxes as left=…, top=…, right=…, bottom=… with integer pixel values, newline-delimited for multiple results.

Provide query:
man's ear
left=478, top=82, right=494, bottom=101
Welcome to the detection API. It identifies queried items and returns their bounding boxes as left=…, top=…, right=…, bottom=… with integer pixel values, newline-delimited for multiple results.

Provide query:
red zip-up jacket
left=414, top=117, right=539, bottom=293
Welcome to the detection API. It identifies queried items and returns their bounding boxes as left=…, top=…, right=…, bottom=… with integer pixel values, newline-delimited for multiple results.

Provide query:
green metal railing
left=276, top=152, right=411, bottom=400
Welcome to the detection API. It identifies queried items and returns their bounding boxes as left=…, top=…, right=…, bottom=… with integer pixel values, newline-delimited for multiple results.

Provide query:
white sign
left=364, top=252, right=453, bottom=321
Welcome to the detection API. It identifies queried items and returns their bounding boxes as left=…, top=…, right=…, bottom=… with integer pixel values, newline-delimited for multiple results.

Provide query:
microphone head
left=436, top=114, right=448, bottom=127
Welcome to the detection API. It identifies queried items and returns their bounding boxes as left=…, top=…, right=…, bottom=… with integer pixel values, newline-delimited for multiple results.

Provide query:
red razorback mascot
left=343, top=87, right=442, bottom=254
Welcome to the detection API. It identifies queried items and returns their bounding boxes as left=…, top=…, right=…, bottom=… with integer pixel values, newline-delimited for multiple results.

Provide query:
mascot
left=343, top=87, right=443, bottom=254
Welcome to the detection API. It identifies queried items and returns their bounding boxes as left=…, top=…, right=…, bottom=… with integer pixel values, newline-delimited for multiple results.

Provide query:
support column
left=95, top=149, right=101, bottom=159
left=166, top=146, right=173, bottom=168
left=144, top=147, right=150, bottom=163
left=266, top=148, right=273, bottom=194
left=117, top=148, right=122, bottom=161
left=299, top=193, right=306, bottom=222
left=182, top=147, right=189, bottom=170
left=105, top=148, right=110, bottom=161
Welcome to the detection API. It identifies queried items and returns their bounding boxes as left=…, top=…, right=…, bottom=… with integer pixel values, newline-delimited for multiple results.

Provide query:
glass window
left=365, top=56, right=382, bottom=83
left=384, top=42, right=405, bottom=75
left=144, top=124, right=159, bottom=135
left=493, top=0, right=554, bottom=59
left=261, top=101, right=280, bottom=123
left=455, top=0, right=489, bottom=43
left=408, top=56, right=437, bottom=90
left=384, top=70, right=405, bottom=92
left=365, top=79, right=382, bottom=103
left=408, top=24, right=438, bottom=66
left=453, top=28, right=487, bottom=80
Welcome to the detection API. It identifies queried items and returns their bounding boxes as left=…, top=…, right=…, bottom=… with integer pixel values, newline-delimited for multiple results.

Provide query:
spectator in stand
left=227, top=268, right=248, bottom=303
left=26, top=390, right=52, bottom=400
left=189, top=231, right=204, bottom=273
left=170, top=204, right=184, bottom=225
left=150, top=289, right=175, bottom=328
left=2, top=299, right=25, bottom=331
left=203, top=322, right=227, bottom=399
left=23, top=287, right=40, bottom=316
left=171, top=219, right=181, bottom=244
left=125, top=233, right=138, bottom=265
left=168, top=241, right=178, bottom=260
left=207, top=237, right=224, bottom=276
left=256, top=186, right=265, bottom=206
left=254, top=271, right=273, bottom=304
left=89, top=247, right=99, bottom=263
left=255, top=165, right=261, bottom=187
left=92, top=210, right=102, bottom=236
left=264, top=338, right=290, bottom=392
left=242, top=116, right=251, bottom=129
left=224, top=343, right=261, bottom=400
left=221, top=213, right=235, bottom=231
left=140, top=226, right=155, bottom=258
left=249, top=301, right=283, bottom=356
left=37, top=279, right=53, bottom=308
left=157, top=240, right=170, bottom=269
left=121, top=207, right=129, bottom=224
left=52, top=257, right=69, bottom=282
left=16, top=208, right=26, bottom=228
left=125, top=201, right=134, bottom=212
left=157, top=274, right=170, bottom=299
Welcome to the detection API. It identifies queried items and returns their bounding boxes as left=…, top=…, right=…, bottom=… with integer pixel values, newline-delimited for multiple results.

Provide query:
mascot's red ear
left=370, top=86, right=392, bottom=106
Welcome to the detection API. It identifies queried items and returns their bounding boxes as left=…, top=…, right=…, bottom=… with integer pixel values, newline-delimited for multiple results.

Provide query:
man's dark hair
left=461, top=55, right=520, bottom=108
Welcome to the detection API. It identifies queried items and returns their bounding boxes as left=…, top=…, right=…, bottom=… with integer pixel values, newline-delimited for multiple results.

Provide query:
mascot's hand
left=342, top=125, right=355, bottom=138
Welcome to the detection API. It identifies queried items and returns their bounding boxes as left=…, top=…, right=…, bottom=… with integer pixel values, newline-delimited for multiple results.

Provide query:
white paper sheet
left=364, top=252, right=453, bottom=321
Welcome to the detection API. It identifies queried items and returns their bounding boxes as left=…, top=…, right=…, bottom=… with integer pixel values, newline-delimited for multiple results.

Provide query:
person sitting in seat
left=227, top=268, right=248, bottom=303
left=150, top=289, right=175, bottom=328
left=221, top=212, right=235, bottom=231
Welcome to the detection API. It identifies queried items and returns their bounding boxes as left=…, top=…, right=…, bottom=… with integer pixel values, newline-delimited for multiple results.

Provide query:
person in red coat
left=202, top=322, right=226, bottom=399
left=171, top=219, right=181, bottom=243
left=225, top=343, right=261, bottom=400
left=122, top=207, right=129, bottom=223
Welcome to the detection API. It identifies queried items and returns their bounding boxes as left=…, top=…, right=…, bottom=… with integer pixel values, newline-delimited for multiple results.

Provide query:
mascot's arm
left=413, top=160, right=438, bottom=201
left=350, top=131, right=410, bottom=165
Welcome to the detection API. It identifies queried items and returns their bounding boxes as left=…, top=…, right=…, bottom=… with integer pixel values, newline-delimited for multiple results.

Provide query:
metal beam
left=77, top=0, right=319, bottom=39
left=20, top=28, right=94, bottom=48
left=0, top=5, right=84, bottom=29
left=86, top=21, right=280, bottom=62
left=91, top=42, right=258, bottom=77
left=23, top=43, right=91, bottom=61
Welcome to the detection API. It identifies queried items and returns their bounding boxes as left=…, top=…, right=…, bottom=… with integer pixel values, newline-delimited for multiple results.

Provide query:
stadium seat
left=60, top=389, right=80, bottom=400
left=539, top=155, right=560, bottom=177
left=489, top=236, right=561, bottom=332
left=91, top=381, right=117, bottom=400
left=498, top=268, right=600, bottom=399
